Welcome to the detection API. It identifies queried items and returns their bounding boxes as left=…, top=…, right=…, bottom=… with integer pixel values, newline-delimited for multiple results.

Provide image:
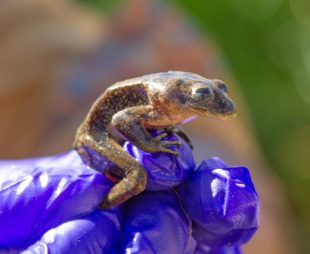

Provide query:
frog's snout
left=217, top=98, right=236, bottom=119
left=209, top=84, right=236, bottom=119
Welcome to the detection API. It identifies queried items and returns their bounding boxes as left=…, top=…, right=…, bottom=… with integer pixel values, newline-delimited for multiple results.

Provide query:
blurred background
left=0, top=0, right=309, bottom=253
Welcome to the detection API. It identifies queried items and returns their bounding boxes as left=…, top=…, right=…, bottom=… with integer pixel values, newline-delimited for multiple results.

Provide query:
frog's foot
left=99, top=167, right=147, bottom=209
left=165, top=125, right=193, bottom=150
left=152, top=132, right=181, bottom=156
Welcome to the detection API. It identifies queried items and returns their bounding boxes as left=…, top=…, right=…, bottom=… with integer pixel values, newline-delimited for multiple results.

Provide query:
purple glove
left=124, top=134, right=259, bottom=254
left=0, top=131, right=259, bottom=254
left=0, top=151, right=122, bottom=253
left=177, top=158, right=259, bottom=253
left=123, top=129, right=195, bottom=190
left=122, top=190, right=197, bottom=254
left=22, top=209, right=121, bottom=254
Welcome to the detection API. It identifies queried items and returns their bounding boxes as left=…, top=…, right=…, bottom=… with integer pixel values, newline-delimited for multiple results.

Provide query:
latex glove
left=122, top=190, right=197, bottom=254
left=0, top=131, right=195, bottom=253
left=0, top=151, right=120, bottom=253
left=123, top=129, right=195, bottom=190
left=119, top=155, right=259, bottom=254
left=22, top=209, right=122, bottom=254
left=0, top=131, right=259, bottom=254
left=124, top=131, right=259, bottom=254
left=177, top=158, right=259, bottom=254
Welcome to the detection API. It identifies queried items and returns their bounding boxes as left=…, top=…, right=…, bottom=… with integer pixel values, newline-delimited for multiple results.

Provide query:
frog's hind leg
left=76, top=134, right=147, bottom=208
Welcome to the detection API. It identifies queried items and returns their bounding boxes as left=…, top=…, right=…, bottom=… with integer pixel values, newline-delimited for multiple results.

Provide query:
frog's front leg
left=112, top=105, right=181, bottom=156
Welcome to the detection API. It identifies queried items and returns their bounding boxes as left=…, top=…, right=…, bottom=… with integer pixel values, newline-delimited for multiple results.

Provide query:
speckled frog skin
left=74, top=71, right=236, bottom=208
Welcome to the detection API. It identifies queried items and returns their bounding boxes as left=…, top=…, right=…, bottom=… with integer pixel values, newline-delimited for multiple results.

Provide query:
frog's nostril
left=218, top=100, right=226, bottom=108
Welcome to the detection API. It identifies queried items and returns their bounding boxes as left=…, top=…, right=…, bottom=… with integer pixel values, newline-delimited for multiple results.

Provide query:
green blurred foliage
left=75, top=0, right=310, bottom=252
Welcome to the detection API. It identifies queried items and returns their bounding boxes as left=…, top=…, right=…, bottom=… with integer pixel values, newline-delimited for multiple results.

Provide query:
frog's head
left=186, top=79, right=236, bottom=119
left=158, top=72, right=236, bottom=120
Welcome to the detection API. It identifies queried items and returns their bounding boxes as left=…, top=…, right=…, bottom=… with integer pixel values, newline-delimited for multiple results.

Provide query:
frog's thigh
left=80, top=134, right=147, bottom=208
left=80, top=134, right=140, bottom=172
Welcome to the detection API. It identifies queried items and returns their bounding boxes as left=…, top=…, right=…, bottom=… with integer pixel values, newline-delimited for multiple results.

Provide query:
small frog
left=74, top=71, right=236, bottom=208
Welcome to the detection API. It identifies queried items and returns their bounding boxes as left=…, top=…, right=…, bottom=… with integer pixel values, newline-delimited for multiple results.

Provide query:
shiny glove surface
left=0, top=132, right=259, bottom=254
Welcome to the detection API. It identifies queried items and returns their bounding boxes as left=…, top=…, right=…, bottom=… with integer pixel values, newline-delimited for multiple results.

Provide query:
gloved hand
left=0, top=151, right=119, bottom=253
left=177, top=158, right=259, bottom=254
left=0, top=131, right=259, bottom=254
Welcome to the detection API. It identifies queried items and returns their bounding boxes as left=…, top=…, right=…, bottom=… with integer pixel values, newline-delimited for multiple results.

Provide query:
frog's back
left=107, top=71, right=207, bottom=92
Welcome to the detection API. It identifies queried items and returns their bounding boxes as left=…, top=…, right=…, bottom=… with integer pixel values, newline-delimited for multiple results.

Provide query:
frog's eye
left=192, top=83, right=214, bottom=99
left=195, top=87, right=211, bottom=95
left=217, top=82, right=228, bottom=93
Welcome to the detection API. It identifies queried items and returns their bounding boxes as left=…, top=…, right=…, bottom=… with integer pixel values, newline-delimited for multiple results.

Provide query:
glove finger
left=124, top=129, right=195, bottom=191
left=122, top=190, right=196, bottom=254
left=0, top=157, right=112, bottom=249
left=20, top=208, right=121, bottom=254
left=178, top=159, right=259, bottom=249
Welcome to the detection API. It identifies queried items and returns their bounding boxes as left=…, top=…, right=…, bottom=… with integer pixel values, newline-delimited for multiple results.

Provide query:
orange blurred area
left=0, top=0, right=298, bottom=253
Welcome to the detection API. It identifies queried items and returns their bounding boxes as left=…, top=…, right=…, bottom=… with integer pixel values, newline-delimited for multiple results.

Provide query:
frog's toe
left=159, top=146, right=180, bottom=156
left=161, top=140, right=181, bottom=147
left=153, top=132, right=168, bottom=142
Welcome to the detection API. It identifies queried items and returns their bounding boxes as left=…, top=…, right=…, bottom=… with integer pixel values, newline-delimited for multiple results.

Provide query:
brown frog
left=74, top=71, right=236, bottom=208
